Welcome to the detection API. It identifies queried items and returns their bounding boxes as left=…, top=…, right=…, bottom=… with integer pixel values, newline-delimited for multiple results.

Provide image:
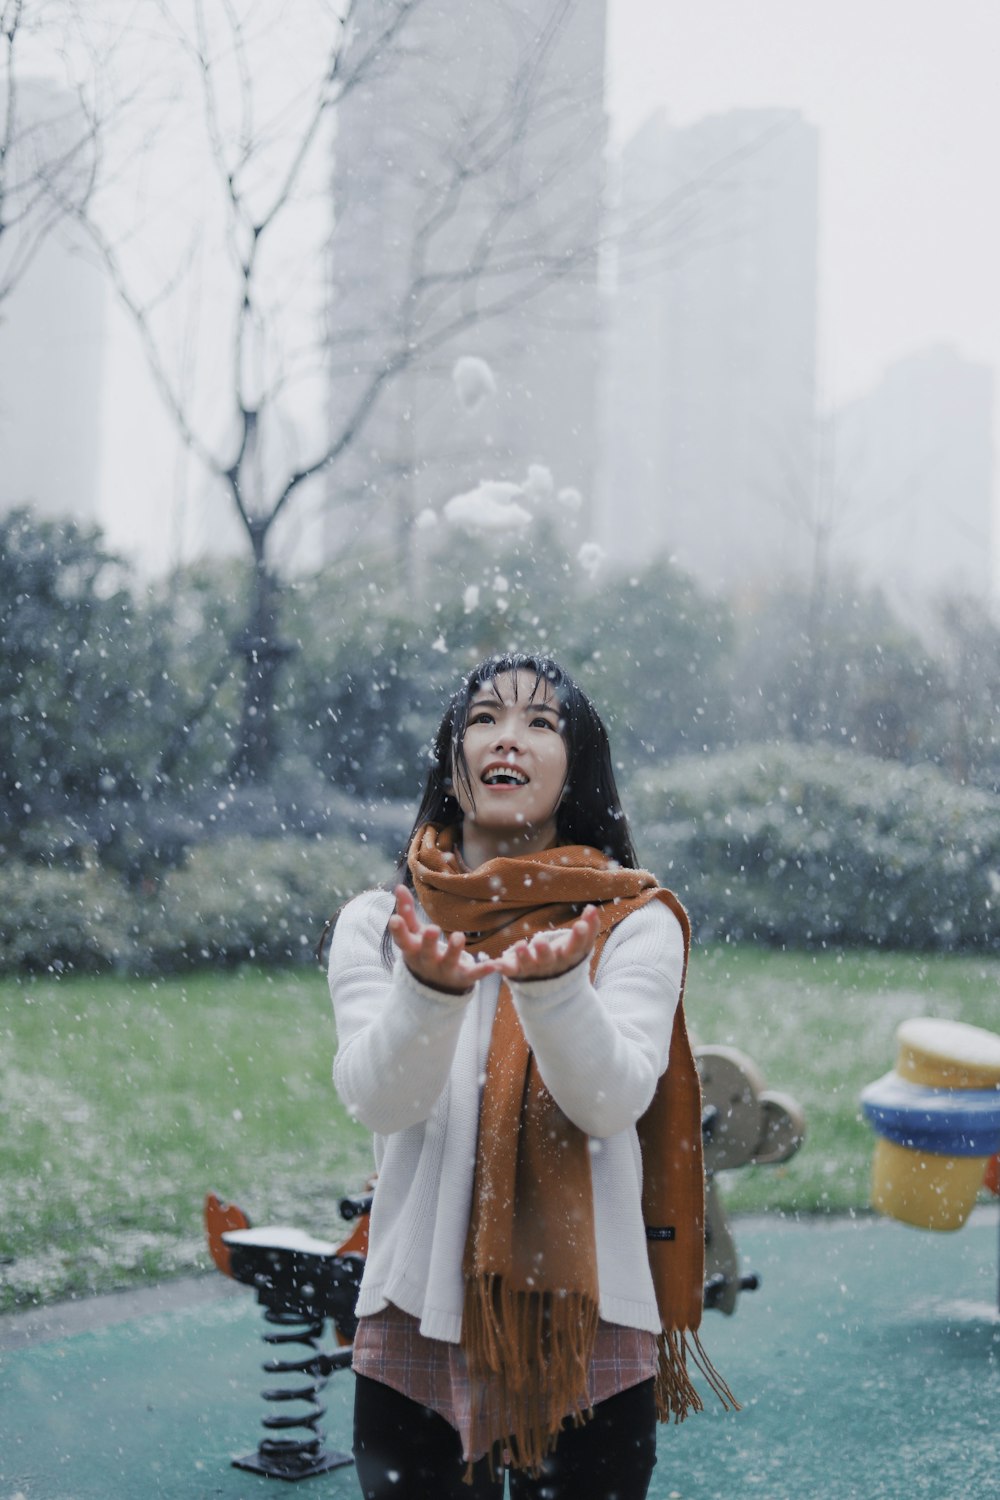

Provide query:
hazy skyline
left=609, top=0, right=1000, bottom=409
left=92, top=0, right=1000, bottom=579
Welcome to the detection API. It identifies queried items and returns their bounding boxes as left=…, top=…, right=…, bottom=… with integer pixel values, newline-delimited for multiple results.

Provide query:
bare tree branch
left=61, top=0, right=763, bottom=778
left=0, top=0, right=105, bottom=304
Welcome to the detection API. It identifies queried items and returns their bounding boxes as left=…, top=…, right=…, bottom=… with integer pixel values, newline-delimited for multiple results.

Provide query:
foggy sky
left=98, top=0, right=1000, bottom=578
left=609, top=0, right=1000, bottom=408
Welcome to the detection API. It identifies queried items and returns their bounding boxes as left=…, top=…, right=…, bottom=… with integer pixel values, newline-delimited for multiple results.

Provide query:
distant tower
left=832, top=345, right=995, bottom=602
left=599, top=108, right=819, bottom=592
left=0, top=79, right=105, bottom=524
left=325, top=0, right=607, bottom=566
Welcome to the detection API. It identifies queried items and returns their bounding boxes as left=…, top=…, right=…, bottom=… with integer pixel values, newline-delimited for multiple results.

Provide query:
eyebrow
left=469, top=693, right=559, bottom=716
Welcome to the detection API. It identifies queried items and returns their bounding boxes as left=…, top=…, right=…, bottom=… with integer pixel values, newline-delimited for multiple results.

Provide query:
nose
left=491, top=723, right=523, bottom=755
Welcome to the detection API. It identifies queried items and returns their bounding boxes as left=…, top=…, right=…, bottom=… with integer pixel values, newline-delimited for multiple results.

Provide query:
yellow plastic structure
left=895, top=1018, right=1000, bottom=1090
left=871, top=1138, right=988, bottom=1231
left=869, top=1019, right=1000, bottom=1232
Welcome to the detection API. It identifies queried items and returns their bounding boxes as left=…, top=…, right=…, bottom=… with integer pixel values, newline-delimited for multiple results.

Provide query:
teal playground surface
left=2, top=1211, right=998, bottom=1500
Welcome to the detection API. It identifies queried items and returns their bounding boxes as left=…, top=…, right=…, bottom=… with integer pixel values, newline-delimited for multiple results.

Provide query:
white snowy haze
left=608, top=0, right=1000, bottom=411
left=10, top=0, right=997, bottom=597
left=604, top=0, right=1000, bottom=600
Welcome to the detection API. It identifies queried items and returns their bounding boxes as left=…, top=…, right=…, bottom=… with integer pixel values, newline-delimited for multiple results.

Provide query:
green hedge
left=632, top=743, right=1000, bottom=951
left=0, top=835, right=390, bottom=975
left=6, top=743, right=998, bottom=971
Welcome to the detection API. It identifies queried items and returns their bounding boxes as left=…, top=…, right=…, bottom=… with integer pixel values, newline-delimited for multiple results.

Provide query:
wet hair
left=316, top=651, right=639, bottom=965
left=397, top=651, right=638, bottom=879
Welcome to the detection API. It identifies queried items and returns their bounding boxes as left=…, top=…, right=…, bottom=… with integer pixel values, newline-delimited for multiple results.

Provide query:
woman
left=327, top=652, right=731, bottom=1499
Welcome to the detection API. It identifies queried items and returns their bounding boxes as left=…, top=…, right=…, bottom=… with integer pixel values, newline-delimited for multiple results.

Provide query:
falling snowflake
left=523, top=464, right=554, bottom=502
left=452, top=355, right=497, bottom=413
left=577, top=541, right=605, bottom=579
left=414, top=508, right=438, bottom=530
left=443, top=480, right=532, bottom=534
left=463, top=584, right=480, bottom=612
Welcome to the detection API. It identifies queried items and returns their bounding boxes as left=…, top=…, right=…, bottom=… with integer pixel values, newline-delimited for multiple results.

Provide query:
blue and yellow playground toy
left=861, top=1018, right=1000, bottom=1244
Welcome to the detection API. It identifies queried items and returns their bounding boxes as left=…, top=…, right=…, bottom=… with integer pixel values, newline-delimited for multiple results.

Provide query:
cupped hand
left=389, top=884, right=497, bottom=995
left=495, top=904, right=601, bottom=983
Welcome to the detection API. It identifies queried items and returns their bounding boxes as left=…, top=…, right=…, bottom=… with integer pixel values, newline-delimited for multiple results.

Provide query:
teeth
left=483, top=768, right=527, bottom=785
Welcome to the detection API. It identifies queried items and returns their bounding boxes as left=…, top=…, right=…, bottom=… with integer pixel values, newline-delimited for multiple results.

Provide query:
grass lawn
left=2, top=945, right=999, bottom=1311
left=687, top=943, right=1000, bottom=1217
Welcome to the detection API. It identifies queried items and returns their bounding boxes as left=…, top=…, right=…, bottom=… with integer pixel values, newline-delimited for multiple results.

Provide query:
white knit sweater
left=328, top=887, right=685, bottom=1343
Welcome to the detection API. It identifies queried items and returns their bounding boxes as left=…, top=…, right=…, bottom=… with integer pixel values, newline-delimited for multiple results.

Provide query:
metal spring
left=259, top=1308, right=327, bottom=1456
left=233, top=1307, right=350, bottom=1479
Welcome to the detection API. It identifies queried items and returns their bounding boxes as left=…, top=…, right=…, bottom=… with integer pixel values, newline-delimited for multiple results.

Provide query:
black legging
left=353, top=1371, right=658, bottom=1500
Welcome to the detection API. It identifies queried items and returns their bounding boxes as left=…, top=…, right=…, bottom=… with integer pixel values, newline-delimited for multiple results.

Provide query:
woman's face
left=452, top=670, right=569, bottom=844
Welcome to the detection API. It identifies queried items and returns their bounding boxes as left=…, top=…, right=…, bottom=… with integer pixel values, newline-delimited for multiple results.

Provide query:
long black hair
left=318, top=651, right=639, bottom=964
left=396, top=651, right=638, bottom=881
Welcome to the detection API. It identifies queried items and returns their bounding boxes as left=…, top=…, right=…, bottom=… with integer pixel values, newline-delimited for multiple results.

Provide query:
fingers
left=497, top=906, right=600, bottom=981
left=390, top=890, right=497, bottom=992
left=391, top=887, right=448, bottom=955
left=393, top=883, right=420, bottom=933
left=413, top=920, right=452, bottom=963
left=575, top=904, right=601, bottom=938
left=391, top=885, right=600, bottom=988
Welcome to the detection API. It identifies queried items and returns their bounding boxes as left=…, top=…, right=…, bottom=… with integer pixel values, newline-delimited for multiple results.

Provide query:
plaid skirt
left=352, top=1302, right=658, bottom=1463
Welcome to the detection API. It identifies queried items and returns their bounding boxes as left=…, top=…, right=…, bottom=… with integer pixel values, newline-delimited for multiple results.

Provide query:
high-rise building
left=599, top=108, right=819, bottom=592
left=324, top=0, right=607, bottom=565
left=831, top=345, right=995, bottom=603
left=0, top=80, right=105, bottom=524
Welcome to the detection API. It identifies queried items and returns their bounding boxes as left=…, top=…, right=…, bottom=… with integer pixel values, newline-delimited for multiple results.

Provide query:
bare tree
left=62, top=0, right=642, bottom=780
left=0, top=0, right=105, bottom=309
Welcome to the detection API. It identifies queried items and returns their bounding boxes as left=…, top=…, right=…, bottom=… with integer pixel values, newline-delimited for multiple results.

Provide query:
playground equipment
left=697, top=1044, right=804, bottom=1313
left=206, top=1045, right=804, bottom=1481
left=861, top=1018, right=1000, bottom=1306
left=204, top=1190, right=371, bottom=1480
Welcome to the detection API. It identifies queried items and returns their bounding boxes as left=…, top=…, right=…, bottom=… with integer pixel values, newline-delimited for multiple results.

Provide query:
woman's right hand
left=389, top=885, right=495, bottom=995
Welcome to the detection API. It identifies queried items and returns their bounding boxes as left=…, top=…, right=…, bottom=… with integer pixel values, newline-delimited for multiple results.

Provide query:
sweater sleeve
left=328, top=889, right=472, bottom=1135
left=507, top=899, right=685, bottom=1138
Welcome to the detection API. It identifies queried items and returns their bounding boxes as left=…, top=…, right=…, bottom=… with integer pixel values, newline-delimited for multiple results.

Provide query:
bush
left=145, top=835, right=390, bottom=969
left=0, top=835, right=390, bottom=975
left=8, top=743, right=998, bottom=970
left=631, top=743, right=1000, bottom=951
left=0, top=860, right=134, bottom=973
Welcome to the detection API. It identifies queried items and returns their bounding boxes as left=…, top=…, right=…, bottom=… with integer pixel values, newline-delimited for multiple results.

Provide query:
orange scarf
left=407, top=824, right=735, bottom=1472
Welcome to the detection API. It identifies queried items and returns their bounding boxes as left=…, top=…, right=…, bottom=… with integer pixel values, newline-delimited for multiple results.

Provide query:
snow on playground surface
left=3, top=1212, right=997, bottom=1500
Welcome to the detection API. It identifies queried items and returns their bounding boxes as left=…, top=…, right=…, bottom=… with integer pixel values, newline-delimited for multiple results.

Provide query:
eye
left=531, top=716, right=556, bottom=730
left=469, top=710, right=495, bottom=725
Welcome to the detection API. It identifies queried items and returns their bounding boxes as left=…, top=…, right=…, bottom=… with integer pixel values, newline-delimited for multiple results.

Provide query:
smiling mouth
left=481, top=767, right=529, bottom=787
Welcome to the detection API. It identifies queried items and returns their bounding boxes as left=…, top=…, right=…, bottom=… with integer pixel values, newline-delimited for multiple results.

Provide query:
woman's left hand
left=495, top=904, right=601, bottom=983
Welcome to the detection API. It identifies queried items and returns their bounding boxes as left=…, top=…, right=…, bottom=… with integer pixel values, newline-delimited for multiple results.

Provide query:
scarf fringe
left=688, top=1328, right=741, bottom=1411
left=463, top=1273, right=599, bottom=1476
left=655, top=1328, right=741, bottom=1424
